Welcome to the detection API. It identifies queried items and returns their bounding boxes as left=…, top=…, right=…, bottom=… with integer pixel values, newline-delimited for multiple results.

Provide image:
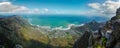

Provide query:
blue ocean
left=23, top=15, right=109, bottom=28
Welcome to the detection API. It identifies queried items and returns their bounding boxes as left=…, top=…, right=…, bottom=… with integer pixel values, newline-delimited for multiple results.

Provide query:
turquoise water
left=23, top=15, right=108, bottom=28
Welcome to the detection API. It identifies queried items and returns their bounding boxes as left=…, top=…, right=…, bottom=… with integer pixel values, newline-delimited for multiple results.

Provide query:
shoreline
left=31, top=23, right=85, bottom=30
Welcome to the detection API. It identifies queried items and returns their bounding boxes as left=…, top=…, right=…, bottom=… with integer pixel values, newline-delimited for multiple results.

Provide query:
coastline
left=33, top=24, right=85, bottom=30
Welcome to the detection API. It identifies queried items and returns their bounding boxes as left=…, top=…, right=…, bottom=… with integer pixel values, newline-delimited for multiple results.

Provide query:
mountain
left=0, top=14, right=105, bottom=48
left=71, top=20, right=104, bottom=33
left=73, top=8, right=120, bottom=48
left=0, top=15, right=78, bottom=48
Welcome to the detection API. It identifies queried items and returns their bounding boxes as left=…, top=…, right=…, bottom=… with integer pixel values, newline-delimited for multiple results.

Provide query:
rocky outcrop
left=106, top=8, right=120, bottom=48
left=73, top=31, right=92, bottom=48
left=116, top=7, right=120, bottom=16
left=73, top=8, right=120, bottom=48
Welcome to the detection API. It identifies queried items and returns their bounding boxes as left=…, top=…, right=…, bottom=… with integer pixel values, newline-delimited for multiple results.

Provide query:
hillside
left=0, top=14, right=104, bottom=48
left=0, top=15, right=78, bottom=48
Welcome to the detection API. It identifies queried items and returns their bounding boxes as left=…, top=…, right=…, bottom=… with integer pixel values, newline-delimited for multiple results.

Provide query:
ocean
left=23, top=14, right=109, bottom=28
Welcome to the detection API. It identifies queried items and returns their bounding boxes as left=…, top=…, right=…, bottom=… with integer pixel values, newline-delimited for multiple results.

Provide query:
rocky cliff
left=107, top=7, right=120, bottom=48
left=73, top=8, right=120, bottom=48
left=73, top=31, right=92, bottom=48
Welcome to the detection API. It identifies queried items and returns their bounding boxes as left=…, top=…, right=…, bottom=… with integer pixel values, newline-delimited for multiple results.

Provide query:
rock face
left=107, top=8, right=120, bottom=48
left=107, top=20, right=120, bottom=48
left=116, top=7, right=120, bottom=16
left=73, top=8, right=120, bottom=48
left=73, top=31, right=92, bottom=48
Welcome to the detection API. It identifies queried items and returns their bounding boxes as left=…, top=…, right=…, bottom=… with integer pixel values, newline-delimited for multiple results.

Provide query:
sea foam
left=33, top=24, right=84, bottom=31
left=28, top=18, right=84, bottom=31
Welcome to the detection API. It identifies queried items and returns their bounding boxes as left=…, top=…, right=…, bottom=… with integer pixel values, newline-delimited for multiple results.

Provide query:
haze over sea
left=23, top=14, right=109, bottom=28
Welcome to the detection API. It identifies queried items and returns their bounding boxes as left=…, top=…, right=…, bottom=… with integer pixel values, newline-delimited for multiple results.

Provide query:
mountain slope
left=0, top=15, right=105, bottom=48
left=0, top=15, right=78, bottom=48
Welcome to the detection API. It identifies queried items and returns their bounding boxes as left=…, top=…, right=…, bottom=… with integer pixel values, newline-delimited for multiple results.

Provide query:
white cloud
left=0, top=2, right=40, bottom=14
left=0, top=2, right=56, bottom=14
left=1, top=0, right=8, bottom=2
left=88, top=3, right=101, bottom=10
left=44, top=8, right=49, bottom=12
left=0, top=0, right=16, bottom=2
left=88, top=0, right=120, bottom=17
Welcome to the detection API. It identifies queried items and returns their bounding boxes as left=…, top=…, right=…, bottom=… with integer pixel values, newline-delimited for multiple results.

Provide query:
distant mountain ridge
left=71, top=20, right=105, bottom=33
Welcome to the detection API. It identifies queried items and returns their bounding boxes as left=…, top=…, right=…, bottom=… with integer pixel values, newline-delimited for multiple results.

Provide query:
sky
left=0, top=0, right=120, bottom=16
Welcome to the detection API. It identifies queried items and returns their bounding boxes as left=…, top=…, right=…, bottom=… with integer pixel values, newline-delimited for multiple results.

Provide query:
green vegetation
left=116, top=15, right=120, bottom=19
left=93, top=37, right=107, bottom=48
left=0, top=16, right=79, bottom=48
left=101, top=37, right=107, bottom=46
